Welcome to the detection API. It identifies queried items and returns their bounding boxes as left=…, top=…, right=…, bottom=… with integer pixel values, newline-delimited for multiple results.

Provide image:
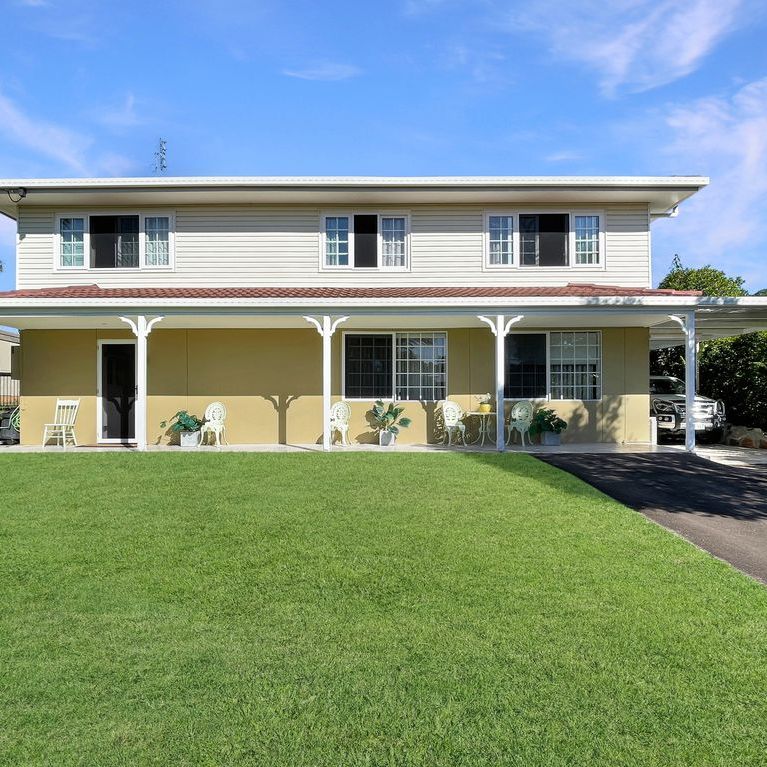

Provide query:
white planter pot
left=379, top=430, right=397, bottom=447
left=541, top=431, right=561, bottom=446
left=180, top=430, right=201, bottom=447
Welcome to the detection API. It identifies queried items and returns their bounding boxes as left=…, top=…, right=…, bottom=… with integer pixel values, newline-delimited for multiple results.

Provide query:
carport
left=649, top=298, right=767, bottom=451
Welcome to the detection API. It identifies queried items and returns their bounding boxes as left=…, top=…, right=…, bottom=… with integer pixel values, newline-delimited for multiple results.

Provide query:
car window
left=650, top=378, right=685, bottom=395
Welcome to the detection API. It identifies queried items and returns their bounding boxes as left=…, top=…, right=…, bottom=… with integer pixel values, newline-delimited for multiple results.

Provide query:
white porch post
left=304, top=315, right=349, bottom=451
left=119, top=315, right=164, bottom=451
left=477, top=314, right=524, bottom=451
left=669, top=311, right=697, bottom=453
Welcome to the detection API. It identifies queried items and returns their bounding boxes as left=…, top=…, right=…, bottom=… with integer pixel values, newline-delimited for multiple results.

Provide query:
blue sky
left=1, top=0, right=765, bottom=291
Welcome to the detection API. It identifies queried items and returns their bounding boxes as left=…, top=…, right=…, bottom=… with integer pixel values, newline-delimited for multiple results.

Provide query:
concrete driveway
left=536, top=452, right=767, bottom=584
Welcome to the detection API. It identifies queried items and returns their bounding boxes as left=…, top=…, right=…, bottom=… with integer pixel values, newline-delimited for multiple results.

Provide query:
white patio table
left=466, top=411, right=497, bottom=447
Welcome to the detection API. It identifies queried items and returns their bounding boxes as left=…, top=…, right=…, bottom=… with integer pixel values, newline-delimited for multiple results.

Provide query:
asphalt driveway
left=536, top=452, right=767, bottom=584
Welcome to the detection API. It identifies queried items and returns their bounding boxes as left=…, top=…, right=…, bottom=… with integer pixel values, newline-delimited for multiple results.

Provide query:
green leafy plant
left=160, top=410, right=204, bottom=433
left=529, top=407, right=568, bottom=436
left=369, top=400, right=412, bottom=435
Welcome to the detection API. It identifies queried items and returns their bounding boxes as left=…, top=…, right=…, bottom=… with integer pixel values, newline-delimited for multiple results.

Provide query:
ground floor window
left=550, top=331, right=601, bottom=400
left=505, top=334, right=547, bottom=399
left=344, top=332, right=447, bottom=401
left=503, top=331, right=602, bottom=401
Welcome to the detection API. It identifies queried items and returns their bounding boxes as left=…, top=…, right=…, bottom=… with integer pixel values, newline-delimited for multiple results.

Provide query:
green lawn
left=1, top=453, right=766, bottom=766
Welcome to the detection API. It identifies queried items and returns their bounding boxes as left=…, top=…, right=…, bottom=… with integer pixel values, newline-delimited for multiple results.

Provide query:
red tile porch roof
left=0, top=283, right=701, bottom=299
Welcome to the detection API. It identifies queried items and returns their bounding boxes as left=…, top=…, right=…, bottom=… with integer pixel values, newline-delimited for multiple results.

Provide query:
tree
left=651, top=256, right=767, bottom=429
left=658, top=254, right=747, bottom=296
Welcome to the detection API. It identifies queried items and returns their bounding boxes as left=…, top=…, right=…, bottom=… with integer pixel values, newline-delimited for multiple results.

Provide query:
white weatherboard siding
left=15, top=204, right=651, bottom=289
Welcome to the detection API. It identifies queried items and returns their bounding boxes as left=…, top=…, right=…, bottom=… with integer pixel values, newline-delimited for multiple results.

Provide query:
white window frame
left=502, top=330, right=603, bottom=403
left=341, top=330, right=448, bottom=402
left=483, top=211, right=516, bottom=269
left=482, top=210, right=605, bottom=270
left=547, top=330, right=603, bottom=402
left=572, top=211, right=605, bottom=269
left=320, top=212, right=411, bottom=272
left=320, top=212, right=354, bottom=270
left=53, top=210, right=176, bottom=272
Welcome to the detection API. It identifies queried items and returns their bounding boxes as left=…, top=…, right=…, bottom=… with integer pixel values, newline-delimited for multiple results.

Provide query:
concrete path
left=537, top=452, right=767, bottom=584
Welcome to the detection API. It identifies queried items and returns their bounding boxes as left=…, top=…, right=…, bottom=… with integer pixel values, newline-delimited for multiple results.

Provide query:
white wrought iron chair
left=200, top=401, right=228, bottom=447
left=329, top=401, right=351, bottom=446
left=439, top=400, right=467, bottom=446
left=506, top=400, right=534, bottom=447
left=42, top=399, right=80, bottom=448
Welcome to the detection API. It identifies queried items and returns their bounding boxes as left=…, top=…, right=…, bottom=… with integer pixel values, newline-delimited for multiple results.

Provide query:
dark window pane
left=90, top=215, right=140, bottom=268
left=505, top=334, right=547, bottom=398
left=519, top=214, right=568, bottom=267
left=344, top=334, right=392, bottom=398
left=354, top=214, right=378, bottom=268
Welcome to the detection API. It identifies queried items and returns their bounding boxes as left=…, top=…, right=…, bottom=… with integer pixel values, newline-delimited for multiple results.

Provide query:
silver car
left=650, top=376, right=725, bottom=443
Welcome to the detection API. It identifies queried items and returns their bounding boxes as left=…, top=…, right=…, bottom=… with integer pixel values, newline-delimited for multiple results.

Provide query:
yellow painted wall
left=19, top=326, right=650, bottom=446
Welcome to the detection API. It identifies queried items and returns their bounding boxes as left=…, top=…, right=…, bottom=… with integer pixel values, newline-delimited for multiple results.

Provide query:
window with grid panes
left=574, top=215, right=600, bottom=265
left=395, top=332, right=447, bottom=401
left=344, top=335, right=393, bottom=398
left=549, top=331, right=601, bottom=400
left=487, top=215, right=513, bottom=265
left=344, top=332, right=447, bottom=400
left=59, top=217, right=85, bottom=267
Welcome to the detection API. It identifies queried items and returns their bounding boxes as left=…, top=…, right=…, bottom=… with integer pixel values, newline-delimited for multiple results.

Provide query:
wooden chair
left=200, top=401, right=228, bottom=447
left=506, top=400, right=534, bottom=446
left=329, top=401, right=351, bottom=446
left=42, top=399, right=80, bottom=448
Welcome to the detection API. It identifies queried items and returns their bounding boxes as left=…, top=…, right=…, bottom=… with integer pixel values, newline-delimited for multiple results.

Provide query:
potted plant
left=475, top=393, right=493, bottom=414
left=369, top=400, right=411, bottom=446
left=160, top=410, right=204, bottom=447
left=529, top=407, right=568, bottom=446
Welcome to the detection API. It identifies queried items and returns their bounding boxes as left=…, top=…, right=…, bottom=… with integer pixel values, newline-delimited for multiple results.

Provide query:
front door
left=100, top=342, right=136, bottom=441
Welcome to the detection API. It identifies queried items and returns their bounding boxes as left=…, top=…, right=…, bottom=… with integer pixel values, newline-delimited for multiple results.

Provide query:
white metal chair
left=42, top=399, right=80, bottom=448
left=439, top=400, right=467, bottom=446
left=506, top=400, right=534, bottom=446
left=200, top=401, right=228, bottom=447
left=329, top=401, right=351, bottom=446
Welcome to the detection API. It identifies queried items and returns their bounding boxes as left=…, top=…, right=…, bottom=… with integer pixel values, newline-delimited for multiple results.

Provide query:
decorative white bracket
left=477, top=314, right=524, bottom=337
left=119, top=315, right=165, bottom=338
left=304, top=315, right=350, bottom=451
left=303, top=315, right=350, bottom=337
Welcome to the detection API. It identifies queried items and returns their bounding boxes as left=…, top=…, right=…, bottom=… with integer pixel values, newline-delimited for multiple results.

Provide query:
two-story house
left=1, top=176, right=765, bottom=451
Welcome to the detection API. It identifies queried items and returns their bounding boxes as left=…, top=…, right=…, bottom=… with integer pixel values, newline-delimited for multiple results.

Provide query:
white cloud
left=651, top=77, right=767, bottom=287
left=0, top=89, right=136, bottom=178
left=0, top=89, right=92, bottom=174
left=96, top=92, right=144, bottom=130
left=282, top=62, right=362, bottom=81
left=508, top=0, right=744, bottom=95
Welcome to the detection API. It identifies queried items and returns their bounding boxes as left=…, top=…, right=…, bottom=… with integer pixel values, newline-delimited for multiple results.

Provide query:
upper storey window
left=520, top=213, right=569, bottom=267
left=322, top=213, right=409, bottom=270
left=574, top=215, right=600, bottom=265
left=487, top=215, right=513, bottom=266
left=56, top=213, right=173, bottom=270
left=484, top=211, right=604, bottom=269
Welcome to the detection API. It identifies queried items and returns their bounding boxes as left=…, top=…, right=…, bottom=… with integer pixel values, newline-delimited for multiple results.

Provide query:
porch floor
left=1, top=442, right=678, bottom=454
